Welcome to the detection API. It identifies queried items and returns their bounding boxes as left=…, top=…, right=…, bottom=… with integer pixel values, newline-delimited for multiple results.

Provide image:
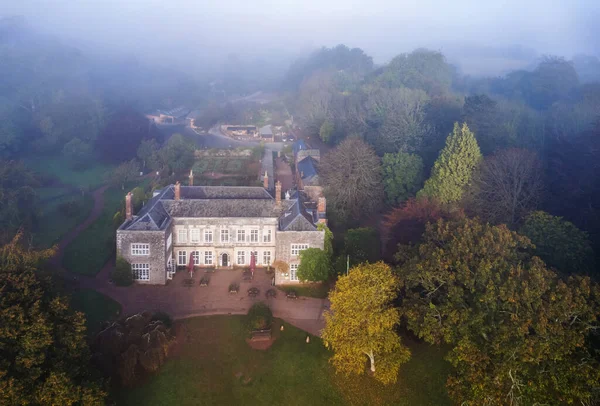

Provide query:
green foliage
left=113, top=256, right=133, bottom=286
left=245, top=302, right=273, bottom=331
left=317, top=223, right=334, bottom=258
left=520, top=211, right=595, bottom=275
left=137, top=138, right=162, bottom=171
left=62, top=137, right=93, bottom=169
left=319, top=119, right=334, bottom=143
left=160, top=133, right=196, bottom=173
left=70, top=289, right=121, bottom=334
left=400, top=218, right=600, bottom=405
left=110, top=159, right=140, bottom=189
left=344, top=227, right=380, bottom=265
left=0, top=160, right=39, bottom=242
left=0, top=233, right=106, bottom=404
left=297, top=248, right=331, bottom=282
left=322, top=262, right=411, bottom=384
left=382, top=152, right=424, bottom=205
left=418, top=122, right=482, bottom=204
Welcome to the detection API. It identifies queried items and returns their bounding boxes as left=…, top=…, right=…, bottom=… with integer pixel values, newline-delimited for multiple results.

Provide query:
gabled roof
left=293, top=139, right=307, bottom=156
left=279, top=198, right=317, bottom=231
left=297, top=156, right=319, bottom=185
left=259, top=125, right=273, bottom=136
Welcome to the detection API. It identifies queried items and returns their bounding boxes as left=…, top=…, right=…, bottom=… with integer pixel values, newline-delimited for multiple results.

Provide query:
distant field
left=71, top=289, right=121, bottom=335
left=24, top=154, right=114, bottom=189
left=115, top=316, right=450, bottom=406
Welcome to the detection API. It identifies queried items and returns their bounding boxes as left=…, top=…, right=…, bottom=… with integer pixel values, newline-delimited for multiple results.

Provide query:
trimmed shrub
left=245, top=302, right=273, bottom=332
left=113, top=256, right=133, bottom=286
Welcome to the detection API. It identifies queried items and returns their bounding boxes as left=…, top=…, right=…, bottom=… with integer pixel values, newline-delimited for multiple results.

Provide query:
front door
left=221, top=253, right=229, bottom=267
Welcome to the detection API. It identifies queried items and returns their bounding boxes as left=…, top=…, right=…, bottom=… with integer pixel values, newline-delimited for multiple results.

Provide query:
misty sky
left=2, top=0, right=599, bottom=75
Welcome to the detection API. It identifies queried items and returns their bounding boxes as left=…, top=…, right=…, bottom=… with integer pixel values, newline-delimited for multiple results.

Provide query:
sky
left=2, top=0, right=599, bottom=75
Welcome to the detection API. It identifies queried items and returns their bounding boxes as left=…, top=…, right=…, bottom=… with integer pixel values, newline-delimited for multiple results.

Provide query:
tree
left=317, top=223, right=333, bottom=258
left=344, top=227, right=380, bottom=266
left=418, top=122, right=482, bottom=204
left=297, top=248, right=331, bottom=282
left=62, top=137, right=93, bottom=169
left=113, top=256, right=133, bottom=286
left=319, top=119, right=334, bottom=143
left=110, top=159, right=140, bottom=190
left=520, top=211, right=595, bottom=275
left=382, top=151, right=424, bottom=205
left=468, top=148, right=543, bottom=225
left=159, top=133, right=195, bottom=173
left=137, top=138, right=162, bottom=171
left=320, top=138, right=383, bottom=223
left=322, top=262, right=410, bottom=384
left=399, top=218, right=600, bottom=405
left=0, top=232, right=106, bottom=404
left=0, top=160, right=38, bottom=243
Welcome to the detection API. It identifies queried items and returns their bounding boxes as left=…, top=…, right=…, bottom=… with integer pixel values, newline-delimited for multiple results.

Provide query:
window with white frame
left=178, top=229, right=187, bottom=243
left=291, top=244, right=309, bottom=256
left=204, top=230, right=213, bottom=243
left=221, top=229, right=229, bottom=243
left=290, top=264, right=299, bottom=281
left=263, top=251, right=271, bottom=266
left=237, top=229, right=245, bottom=242
left=192, top=250, right=200, bottom=265
left=250, top=229, right=259, bottom=242
left=131, top=243, right=149, bottom=256
left=204, top=251, right=213, bottom=265
left=177, top=250, right=187, bottom=265
left=237, top=251, right=245, bottom=265
left=132, top=263, right=150, bottom=280
left=190, top=229, right=201, bottom=243
left=263, top=229, right=272, bottom=243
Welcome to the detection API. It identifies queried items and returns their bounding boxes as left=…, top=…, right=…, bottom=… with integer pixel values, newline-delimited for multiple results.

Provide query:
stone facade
left=274, top=230, right=325, bottom=285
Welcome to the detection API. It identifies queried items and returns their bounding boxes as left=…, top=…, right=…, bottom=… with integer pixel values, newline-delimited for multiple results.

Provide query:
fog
left=2, top=0, right=599, bottom=76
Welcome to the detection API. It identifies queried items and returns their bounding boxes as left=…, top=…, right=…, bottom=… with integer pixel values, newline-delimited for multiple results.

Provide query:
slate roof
left=119, top=185, right=315, bottom=232
left=297, top=156, right=319, bottom=186
left=293, top=139, right=307, bottom=156
left=260, top=125, right=273, bottom=137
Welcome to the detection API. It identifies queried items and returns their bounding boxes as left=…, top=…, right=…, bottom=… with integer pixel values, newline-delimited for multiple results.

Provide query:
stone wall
left=274, top=229, right=325, bottom=285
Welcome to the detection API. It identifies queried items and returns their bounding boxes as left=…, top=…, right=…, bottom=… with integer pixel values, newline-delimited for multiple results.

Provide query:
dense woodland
left=1, top=16, right=600, bottom=406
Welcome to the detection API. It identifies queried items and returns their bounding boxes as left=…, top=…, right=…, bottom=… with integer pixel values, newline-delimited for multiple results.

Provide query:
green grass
left=33, top=191, right=94, bottom=249
left=24, top=154, right=114, bottom=189
left=35, top=186, right=73, bottom=201
left=114, top=316, right=450, bottom=406
left=62, top=187, right=126, bottom=275
left=71, top=289, right=121, bottom=335
left=279, top=283, right=330, bottom=299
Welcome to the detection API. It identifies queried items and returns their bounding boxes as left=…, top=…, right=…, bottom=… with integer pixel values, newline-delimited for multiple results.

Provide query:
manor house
left=116, top=181, right=326, bottom=285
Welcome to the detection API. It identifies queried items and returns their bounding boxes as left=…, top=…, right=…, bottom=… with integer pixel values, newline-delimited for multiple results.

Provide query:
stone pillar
left=275, top=181, right=282, bottom=205
left=174, top=181, right=181, bottom=201
left=263, top=171, right=269, bottom=189
left=125, top=192, right=133, bottom=220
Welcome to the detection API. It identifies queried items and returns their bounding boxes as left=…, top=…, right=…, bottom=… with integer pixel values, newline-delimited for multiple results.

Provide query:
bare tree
left=468, top=148, right=543, bottom=225
left=320, top=138, right=384, bottom=223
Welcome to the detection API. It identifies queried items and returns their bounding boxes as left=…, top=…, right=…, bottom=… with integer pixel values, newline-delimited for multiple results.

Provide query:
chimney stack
left=125, top=192, right=133, bottom=220
left=174, top=181, right=181, bottom=201
left=189, top=170, right=194, bottom=186
left=317, top=196, right=327, bottom=224
left=263, top=171, right=269, bottom=189
left=275, top=181, right=282, bottom=205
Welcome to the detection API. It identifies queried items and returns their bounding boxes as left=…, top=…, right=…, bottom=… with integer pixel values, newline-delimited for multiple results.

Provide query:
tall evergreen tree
left=418, top=122, right=482, bottom=203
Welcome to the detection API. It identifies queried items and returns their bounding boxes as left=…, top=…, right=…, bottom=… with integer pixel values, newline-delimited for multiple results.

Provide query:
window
left=177, top=250, right=187, bottom=265
left=166, top=234, right=172, bottom=250
left=237, top=229, right=246, bottom=242
left=290, top=264, right=298, bottom=281
left=263, top=229, right=272, bottom=243
left=178, top=229, right=187, bottom=243
left=237, top=251, right=245, bottom=265
left=192, top=250, right=200, bottom=265
left=204, top=230, right=213, bottom=243
left=263, top=251, right=271, bottom=266
left=221, top=229, right=229, bottom=243
left=250, top=229, right=259, bottom=242
left=131, top=243, right=149, bottom=256
left=291, top=244, right=309, bottom=256
left=190, top=229, right=201, bottom=243
left=132, top=263, right=150, bottom=280
left=204, top=251, right=213, bottom=265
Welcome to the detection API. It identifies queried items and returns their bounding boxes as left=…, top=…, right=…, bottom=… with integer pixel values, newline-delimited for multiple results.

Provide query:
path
left=55, top=183, right=328, bottom=336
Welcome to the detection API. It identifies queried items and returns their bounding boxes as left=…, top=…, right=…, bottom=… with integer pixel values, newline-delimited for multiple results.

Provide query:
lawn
left=33, top=190, right=94, bottom=249
left=114, top=316, right=450, bottom=406
left=62, top=187, right=127, bottom=275
left=24, top=154, right=114, bottom=189
left=71, top=289, right=121, bottom=335
left=192, top=156, right=254, bottom=175
left=279, top=283, right=330, bottom=299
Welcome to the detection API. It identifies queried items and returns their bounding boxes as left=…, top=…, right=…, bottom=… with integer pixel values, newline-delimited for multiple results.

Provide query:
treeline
left=287, top=44, right=600, bottom=267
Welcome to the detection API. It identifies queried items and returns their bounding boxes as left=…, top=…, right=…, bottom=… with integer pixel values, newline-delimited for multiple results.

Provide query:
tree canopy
left=322, top=262, right=410, bottom=384
left=297, top=248, right=331, bottom=282
left=382, top=151, right=424, bottom=205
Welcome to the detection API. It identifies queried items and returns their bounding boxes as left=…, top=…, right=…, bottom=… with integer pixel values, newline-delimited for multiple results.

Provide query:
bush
left=245, top=302, right=272, bottom=332
left=151, top=311, right=173, bottom=328
left=113, top=256, right=133, bottom=286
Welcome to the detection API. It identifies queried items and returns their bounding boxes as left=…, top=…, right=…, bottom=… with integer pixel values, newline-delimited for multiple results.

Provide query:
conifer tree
left=418, top=122, right=482, bottom=203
